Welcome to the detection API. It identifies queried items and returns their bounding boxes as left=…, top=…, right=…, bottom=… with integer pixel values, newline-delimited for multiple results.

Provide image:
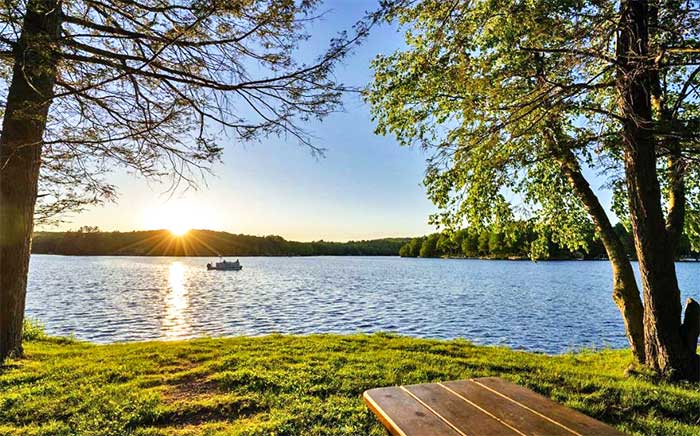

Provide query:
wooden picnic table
left=363, top=377, right=626, bottom=436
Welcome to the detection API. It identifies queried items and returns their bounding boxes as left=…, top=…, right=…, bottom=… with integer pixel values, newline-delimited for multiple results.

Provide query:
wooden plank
left=363, top=386, right=462, bottom=436
left=440, top=380, right=573, bottom=436
left=404, top=383, right=523, bottom=436
left=472, top=377, right=626, bottom=436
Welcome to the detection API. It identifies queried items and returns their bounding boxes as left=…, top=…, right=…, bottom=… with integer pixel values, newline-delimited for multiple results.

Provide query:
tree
left=451, top=228, right=468, bottom=255
left=408, top=237, right=423, bottom=257
left=503, top=222, right=531, bottom=258
left=419, top=233, right=439, bottom=257
left=488, top=231, right=504, bottom=256
left=461, top=230, right=478, bottom=257
left=477, top=230, right=490, bottom=257
left=0, top=0, right=376, bottom=362
left=613, top=223, right=635, bottom=259
left=369, top=0, right=700, bottom=379
left=436, top=232, right=455, bottom=256
left=398, top=237, right=425, bottom=257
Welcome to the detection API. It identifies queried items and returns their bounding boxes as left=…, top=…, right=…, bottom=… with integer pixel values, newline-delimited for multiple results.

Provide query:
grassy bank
left=1, top=334, right=699, bottom=436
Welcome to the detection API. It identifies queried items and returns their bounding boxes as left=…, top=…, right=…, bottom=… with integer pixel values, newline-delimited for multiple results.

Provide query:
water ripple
left=25, top=255, right=700, bottom=353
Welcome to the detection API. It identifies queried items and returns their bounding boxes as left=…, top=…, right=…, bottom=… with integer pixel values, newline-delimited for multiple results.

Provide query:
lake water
left=26, top=255, right=700, bottom=354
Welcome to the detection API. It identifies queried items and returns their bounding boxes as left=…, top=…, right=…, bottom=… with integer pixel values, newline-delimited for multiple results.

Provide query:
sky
left=44, top=0, right=439, bottom=242
left=42, top=0, right=616, bottom=242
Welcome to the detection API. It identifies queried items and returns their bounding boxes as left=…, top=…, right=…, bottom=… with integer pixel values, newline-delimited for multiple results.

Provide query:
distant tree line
left=32, top=225, right=700, bottom=260
left=31, top=229, right=409, bottom=257
left=399, top=222, right=700, bottom=261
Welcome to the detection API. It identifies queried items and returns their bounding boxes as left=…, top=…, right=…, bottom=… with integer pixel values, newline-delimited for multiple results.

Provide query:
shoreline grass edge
left=1, top=332, right=699, bottom=435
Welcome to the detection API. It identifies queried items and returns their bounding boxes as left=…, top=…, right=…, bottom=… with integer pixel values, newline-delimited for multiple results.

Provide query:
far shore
left=29, top=252, right=700, bottom=262
left=30, top=230, right=700, bottom=261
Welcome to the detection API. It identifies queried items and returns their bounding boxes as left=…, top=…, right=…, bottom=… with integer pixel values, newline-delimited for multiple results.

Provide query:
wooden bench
left=363, top=377, right=626, bottom=436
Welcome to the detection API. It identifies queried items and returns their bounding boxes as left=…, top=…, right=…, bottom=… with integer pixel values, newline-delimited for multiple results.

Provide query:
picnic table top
left=363, top=377, right=626, bottom=436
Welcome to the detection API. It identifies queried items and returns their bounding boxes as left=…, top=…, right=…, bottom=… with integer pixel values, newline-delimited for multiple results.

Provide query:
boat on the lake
left=207, top=259, right=242, bottom=271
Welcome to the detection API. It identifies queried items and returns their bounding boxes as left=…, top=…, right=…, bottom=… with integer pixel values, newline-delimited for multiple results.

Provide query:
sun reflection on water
left=162, top=261, right=192, bottom=339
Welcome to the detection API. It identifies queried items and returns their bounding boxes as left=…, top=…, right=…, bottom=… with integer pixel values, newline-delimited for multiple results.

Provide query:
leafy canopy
left=1, top=0, right=375, bottom=223
left=366, top=0, right=700, bottom=256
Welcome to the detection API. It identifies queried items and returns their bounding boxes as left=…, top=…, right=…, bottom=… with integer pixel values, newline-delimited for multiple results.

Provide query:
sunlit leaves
left=367, top=0, right=700, bottom=257
left=3, top=0, right=370, bottom=223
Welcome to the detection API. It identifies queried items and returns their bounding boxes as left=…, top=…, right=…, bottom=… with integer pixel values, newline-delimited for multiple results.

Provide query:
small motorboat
left=207, top=258, right=242, bottom=271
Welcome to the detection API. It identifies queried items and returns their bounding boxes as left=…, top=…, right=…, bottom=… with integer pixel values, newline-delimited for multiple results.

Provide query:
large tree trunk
left=647, top=2, right=686, bottom=257
left=616, top=0, right=698, bottom=380
left=535, top=50, right=646, bottom=364
left=555, top=150, right=645, bottom=363
left=0, top=0, right=61, bottom=362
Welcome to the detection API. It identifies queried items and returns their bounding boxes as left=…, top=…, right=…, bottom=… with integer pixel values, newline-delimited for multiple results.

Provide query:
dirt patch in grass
left=164, top=377, right=220, bottom=402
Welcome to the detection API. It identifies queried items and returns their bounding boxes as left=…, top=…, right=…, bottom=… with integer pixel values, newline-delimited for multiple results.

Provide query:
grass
left=1, top=330, right=699, bottom=436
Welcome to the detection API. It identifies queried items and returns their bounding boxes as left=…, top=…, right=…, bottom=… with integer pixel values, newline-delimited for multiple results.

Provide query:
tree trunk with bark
left=555, top=149, right=646, bottom=363
left=616, top=0, right=698, bottom=381
left=535, top=50, right=647, bottom=364
left=0, top=0, right=62, bottom=362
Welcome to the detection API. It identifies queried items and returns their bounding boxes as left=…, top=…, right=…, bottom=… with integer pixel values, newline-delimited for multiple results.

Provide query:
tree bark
left=647, top=3, right=686, bottom=256
left=0, top=0, right=61, bottom=362
left=680, top=299, right=699, bottom=356
left=534, top=48, right=646, bottom=364
left=665, top=149, right=685, bottom=252
left=616, top=0, right=697, bottom=380
left=555, top=150, right=646, bottom=363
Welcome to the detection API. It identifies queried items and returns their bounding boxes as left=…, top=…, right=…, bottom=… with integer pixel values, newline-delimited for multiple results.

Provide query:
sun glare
left=143, top=200, right=203, bottom=237
left=169, top=225, right=190, bottom=237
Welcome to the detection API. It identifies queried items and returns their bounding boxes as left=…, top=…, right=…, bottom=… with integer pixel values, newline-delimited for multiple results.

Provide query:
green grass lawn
left=1, top=333, right=699, bottom=436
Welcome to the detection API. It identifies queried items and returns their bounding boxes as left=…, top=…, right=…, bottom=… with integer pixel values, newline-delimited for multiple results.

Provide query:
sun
left=169, top=224, right=190, bottom=237
left=143, top=201, right=196, bottom=236
left=144, top=199, right=223, bottom=235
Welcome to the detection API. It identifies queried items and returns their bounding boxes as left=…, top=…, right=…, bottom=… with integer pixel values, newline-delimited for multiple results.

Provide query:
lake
left=26, top=255, right=700, bottom=354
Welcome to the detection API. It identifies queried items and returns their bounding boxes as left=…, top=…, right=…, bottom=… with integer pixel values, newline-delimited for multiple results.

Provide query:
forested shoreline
left=31, top=229, right=409, bottom=257
left=33, top=225, right=700, bottom=260
left=400, top=222, right=700, bottom=261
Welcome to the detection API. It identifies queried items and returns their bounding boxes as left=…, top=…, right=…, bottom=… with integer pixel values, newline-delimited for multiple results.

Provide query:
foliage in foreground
left=368, top=0, right=700, bottom=379
left=20, top=319, right=46, bottom=342
left=1, top=334, right=699, bottom=436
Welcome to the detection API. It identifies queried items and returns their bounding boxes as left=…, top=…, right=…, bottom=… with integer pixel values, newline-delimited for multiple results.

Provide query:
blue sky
left=47, top=0, right=438, bottom=241
left=44, top=0, right=617, bottom=241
